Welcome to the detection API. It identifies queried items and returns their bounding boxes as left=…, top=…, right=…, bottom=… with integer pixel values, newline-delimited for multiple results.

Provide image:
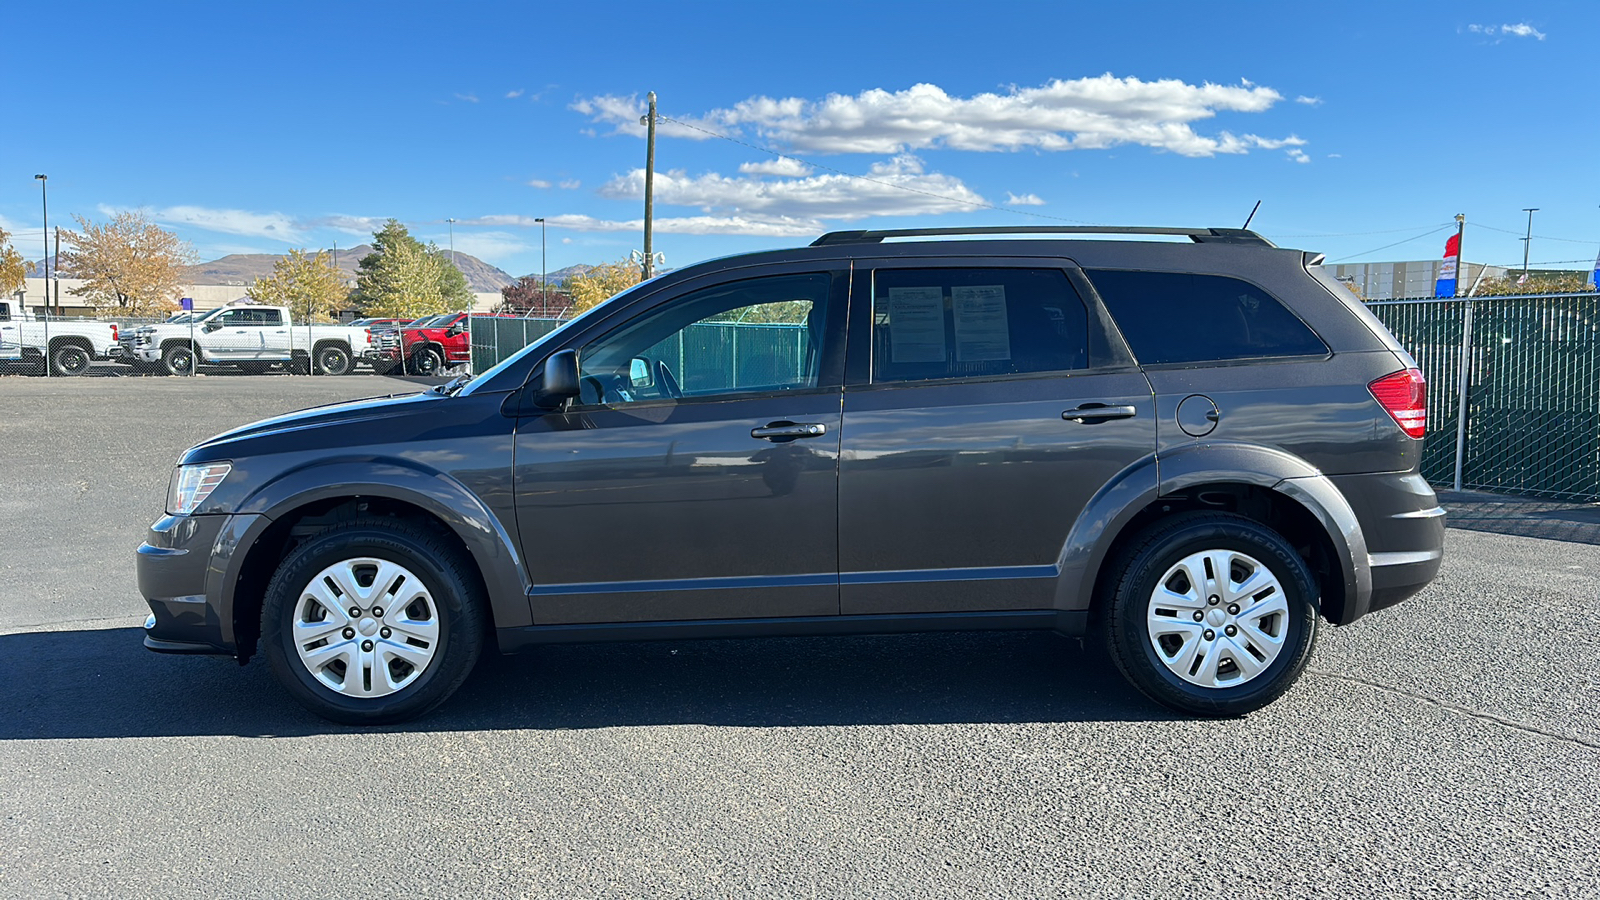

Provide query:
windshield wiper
left=435, top=373, right=473, bottom=396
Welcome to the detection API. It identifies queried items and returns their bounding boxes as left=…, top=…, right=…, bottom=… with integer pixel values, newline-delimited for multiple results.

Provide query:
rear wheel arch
left=1086, top=481, right=1352, bottom=628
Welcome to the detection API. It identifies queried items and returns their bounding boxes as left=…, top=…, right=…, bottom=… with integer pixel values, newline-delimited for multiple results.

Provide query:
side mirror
left=629, top=357, right=654, bottom=388
left=203, top=321, right=222, bottom=333
left=538, top=349, right=580, bottom=403
left=447, top=322, right=465, bottom=336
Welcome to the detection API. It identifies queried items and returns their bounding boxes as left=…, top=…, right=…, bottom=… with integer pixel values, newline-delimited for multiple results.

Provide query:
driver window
left=577, top=273, right=831, bottom=406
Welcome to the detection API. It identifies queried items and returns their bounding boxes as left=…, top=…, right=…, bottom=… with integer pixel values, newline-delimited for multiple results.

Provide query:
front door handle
left=1062, top=404, right=1138, bottom=422
left=751, top=421, right=828, bottom=441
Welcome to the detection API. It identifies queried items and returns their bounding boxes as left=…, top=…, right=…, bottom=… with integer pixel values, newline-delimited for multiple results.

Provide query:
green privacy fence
left=1368, top=292, right=1600, bottom=501
left=470, top=316, right=809, bottom=390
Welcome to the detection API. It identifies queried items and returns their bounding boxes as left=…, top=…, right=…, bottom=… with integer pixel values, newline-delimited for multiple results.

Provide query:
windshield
left=408, top=314, right=447, bottom=328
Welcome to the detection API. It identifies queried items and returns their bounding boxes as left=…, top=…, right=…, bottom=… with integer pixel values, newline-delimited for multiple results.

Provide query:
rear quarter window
left=1087, top=270, right=1328, bottom=365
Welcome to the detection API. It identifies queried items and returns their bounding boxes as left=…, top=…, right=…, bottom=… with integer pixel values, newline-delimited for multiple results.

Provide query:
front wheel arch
left=227, top=493, right=509, bottom=663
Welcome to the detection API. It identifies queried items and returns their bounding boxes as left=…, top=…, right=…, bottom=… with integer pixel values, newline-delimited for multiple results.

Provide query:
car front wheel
left=260, top=517, right=486, bottom=724
left=1104, top=512, right=1318, bottom=717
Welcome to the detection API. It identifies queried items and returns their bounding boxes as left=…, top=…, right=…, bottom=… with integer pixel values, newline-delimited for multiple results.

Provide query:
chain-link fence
left=1369, top=292, right=1600, bottom=501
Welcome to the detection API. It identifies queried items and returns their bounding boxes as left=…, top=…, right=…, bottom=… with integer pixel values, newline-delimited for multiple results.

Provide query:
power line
left=1329, top=224, right=1455, bottom=262
left=1268, top=224, right=1455, bottom=238
left=1468, top=221, right=1600, bottom=244
left=656, top=114, right=1096, bottom=225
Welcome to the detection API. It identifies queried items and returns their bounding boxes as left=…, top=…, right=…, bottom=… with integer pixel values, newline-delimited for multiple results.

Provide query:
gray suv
left=137, top=226, right=1444, bottom=724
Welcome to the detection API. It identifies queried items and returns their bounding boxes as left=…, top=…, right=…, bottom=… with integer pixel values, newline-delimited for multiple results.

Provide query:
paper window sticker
left=952, top=285, right=1011, bottom=362
left=885, top=286, right=947, bottom=363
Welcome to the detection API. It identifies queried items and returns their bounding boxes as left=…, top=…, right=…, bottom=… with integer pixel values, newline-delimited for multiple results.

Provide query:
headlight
left=167, top=463, right=232, bottom=515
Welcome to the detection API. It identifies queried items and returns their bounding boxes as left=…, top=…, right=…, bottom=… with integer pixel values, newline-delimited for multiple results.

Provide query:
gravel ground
left=1, top=378, right=1596, bottom=899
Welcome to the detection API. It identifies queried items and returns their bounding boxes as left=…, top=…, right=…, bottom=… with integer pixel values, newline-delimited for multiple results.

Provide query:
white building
left=1320, top=260, right=1508, bottom=300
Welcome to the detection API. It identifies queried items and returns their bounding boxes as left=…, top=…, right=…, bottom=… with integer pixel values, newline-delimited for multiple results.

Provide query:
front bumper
left=137, top=513, right=260, bottom=656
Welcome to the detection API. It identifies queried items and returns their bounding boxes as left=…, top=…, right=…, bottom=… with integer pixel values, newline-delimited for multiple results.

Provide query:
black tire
left=161, top=343, right=196, bottom=376
left=1103, top=512, right=1318, bottom=717
left=260, top=517, right=487, bottom=725
left=50, top=343, right=92, bottom=376
left=410, top=346, right=444, bottom=376
left=314, top=344, right=352, bottom=376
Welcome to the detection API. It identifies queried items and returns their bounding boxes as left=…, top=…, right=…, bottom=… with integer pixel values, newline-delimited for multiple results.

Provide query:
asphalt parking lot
left=2, top=378, right=1597, bottom=898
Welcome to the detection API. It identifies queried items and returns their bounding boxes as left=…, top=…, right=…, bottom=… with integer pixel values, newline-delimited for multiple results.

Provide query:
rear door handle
left=751, top=421, right=828, bottom=441
left=1062, top=404, right=1138, bottom=422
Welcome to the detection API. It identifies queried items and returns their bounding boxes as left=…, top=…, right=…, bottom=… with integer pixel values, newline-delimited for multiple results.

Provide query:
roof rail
left=810, top=226, right=1276, bottom=248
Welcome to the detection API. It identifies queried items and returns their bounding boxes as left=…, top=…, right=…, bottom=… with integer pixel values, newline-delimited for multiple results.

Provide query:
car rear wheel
left=260, top=517, right=487, bottom=724
left=1103, top=512, right=1318, bottom=717
left=50, top=344, right=91, bottom=375
left=314, top=345, right=352, bottom=375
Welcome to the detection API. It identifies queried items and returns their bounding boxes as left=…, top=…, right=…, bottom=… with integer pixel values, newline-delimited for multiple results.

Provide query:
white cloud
left=1327, top=153, right=1342, bottom=158
left=119, top=204, right=304, bottom=242
left=1295, top=95, right=1323, bottom=106
left=576, top=75, right=1301, bottom=159
left=527, top=178, right=553, bottom=189
left=308, top=214, right=389, bottom=236
left=459, top=212, right=823, bottom=238
left=738, top=158, right=814, bottom=177
left=506, top=89, right=524, bottom=99
left=596, top=154, right=985, bottom=220
left=1469, top=22, right=1547, bottom=40
left=569, top=95, right=723, bottom=140
left=438, top=231, right=529, bottom=263
left=1287, top=149, right=1311, bottom=164
left=559, top=179, right=582, bottom=190
left=454, top=92, right=480, bottom=103
left=1006, top=192, right=1045, bottom=206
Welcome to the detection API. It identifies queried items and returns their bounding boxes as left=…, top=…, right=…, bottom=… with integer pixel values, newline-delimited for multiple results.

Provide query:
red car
left=370, top=312, right=471, bottom=376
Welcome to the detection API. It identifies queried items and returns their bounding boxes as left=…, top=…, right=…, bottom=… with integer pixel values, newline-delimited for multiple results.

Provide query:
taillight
left=1369, top=368, right=1427, bottom=438
left=111, top=324, right=119, bottom=341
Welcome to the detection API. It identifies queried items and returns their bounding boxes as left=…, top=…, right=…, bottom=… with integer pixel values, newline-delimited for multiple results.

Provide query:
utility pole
left=640, top=91, right=657, bottom=280
left=1452, top=214, right=1465, bottom=297
left=1521, top=207, right=1539, bottom=282
left=53, top=226, right=61, bottom=314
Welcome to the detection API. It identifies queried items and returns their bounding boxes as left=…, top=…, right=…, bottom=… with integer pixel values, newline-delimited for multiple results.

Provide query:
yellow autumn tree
left=0, top=226, right=25, bottom=296
left=353, top=239, right=451, bottom=318
left=58, top=211, right=195, bottom=316
left=562, top=259, right=644, bottom=314
left=246, top=249, right=349, bottom=322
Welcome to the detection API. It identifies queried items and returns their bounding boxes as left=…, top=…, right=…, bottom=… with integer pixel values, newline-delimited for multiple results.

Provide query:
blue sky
left=3, top=1, right=1597, bottom=281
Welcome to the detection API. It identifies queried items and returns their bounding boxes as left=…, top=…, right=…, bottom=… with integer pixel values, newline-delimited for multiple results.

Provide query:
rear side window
left=871, top=267, right=1088, bottom=383
left=1087, top=270, right=1327, bottom=365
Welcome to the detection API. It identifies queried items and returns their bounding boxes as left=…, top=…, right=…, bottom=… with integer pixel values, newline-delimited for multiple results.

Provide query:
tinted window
left=870, top=267, right=1088, bottom=383
left=578, top=273, right=831, bottom=405
left=1088, top=270, right=1327, bottom=365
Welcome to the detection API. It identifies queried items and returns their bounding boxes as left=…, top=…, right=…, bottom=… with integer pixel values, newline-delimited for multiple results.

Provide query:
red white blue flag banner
left=1434, top=233, right=1461, bottom=297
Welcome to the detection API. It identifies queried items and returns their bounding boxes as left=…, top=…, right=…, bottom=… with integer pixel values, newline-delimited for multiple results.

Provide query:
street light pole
left=34, top=174, right=49, bottom=378
left=535, top=217, right=546, bottom=313
left=1521, top=207, right=1539, bottom=282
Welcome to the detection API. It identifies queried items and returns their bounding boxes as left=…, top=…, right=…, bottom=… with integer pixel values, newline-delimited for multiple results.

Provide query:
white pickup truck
left=0, top=299, right=120, bottom=375
left=122, top=304, right=374, bottom=375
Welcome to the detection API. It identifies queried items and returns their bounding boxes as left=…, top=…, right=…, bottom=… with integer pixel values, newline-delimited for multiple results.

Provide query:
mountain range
left=29, top=249, right=597, bottom=294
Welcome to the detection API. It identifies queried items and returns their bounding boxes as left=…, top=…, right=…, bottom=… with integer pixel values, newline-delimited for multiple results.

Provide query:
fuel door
left=1176, top=394, right=1220, bottom=438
